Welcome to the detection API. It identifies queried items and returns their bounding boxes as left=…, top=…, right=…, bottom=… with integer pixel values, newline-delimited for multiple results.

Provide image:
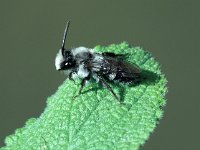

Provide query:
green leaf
left=1, top=42, right=167, bottom=150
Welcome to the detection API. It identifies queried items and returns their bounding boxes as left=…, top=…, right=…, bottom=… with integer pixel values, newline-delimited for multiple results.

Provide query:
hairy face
left=55, top=49, right=76, bottom=71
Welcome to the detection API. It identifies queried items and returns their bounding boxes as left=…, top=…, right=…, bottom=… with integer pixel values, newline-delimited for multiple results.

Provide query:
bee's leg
left=73, top=75, right=90, bottom=99
left=98, top=75, right=121, bottom=102
left=69, top=72, right=75, bottom=83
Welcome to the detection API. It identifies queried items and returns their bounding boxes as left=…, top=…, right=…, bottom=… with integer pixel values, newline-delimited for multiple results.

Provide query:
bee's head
left=55, top=21, right=76, bottom=71
left=55, top=49, right=76, bottom=71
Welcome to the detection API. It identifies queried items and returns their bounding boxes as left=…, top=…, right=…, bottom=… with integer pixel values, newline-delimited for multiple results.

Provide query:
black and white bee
left=55, top=21, right=142, bottom=101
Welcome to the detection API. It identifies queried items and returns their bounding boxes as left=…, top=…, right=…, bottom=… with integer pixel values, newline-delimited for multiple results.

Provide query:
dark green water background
left=0, top=0, right=199, bottom=149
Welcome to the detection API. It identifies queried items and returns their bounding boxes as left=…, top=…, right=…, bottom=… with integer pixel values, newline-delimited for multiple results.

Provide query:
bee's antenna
left=61, top=21, right=70, bottom=55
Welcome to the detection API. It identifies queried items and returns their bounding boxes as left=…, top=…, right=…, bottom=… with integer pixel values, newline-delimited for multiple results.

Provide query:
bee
left=55, top=21, right=142, bottom=101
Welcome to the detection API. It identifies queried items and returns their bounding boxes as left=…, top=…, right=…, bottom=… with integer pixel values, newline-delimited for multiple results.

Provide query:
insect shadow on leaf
left=106, top=69, right=159, bottom=102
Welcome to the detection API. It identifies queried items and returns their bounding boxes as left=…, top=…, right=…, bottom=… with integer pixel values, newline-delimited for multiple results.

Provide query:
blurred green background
left=0, top=0, right=199, bottom=149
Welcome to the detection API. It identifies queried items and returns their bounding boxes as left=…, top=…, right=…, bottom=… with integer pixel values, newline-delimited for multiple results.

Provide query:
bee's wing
left=105, top=58, right=141, bottom=76
left=102, top=52, right=128, bottom=58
